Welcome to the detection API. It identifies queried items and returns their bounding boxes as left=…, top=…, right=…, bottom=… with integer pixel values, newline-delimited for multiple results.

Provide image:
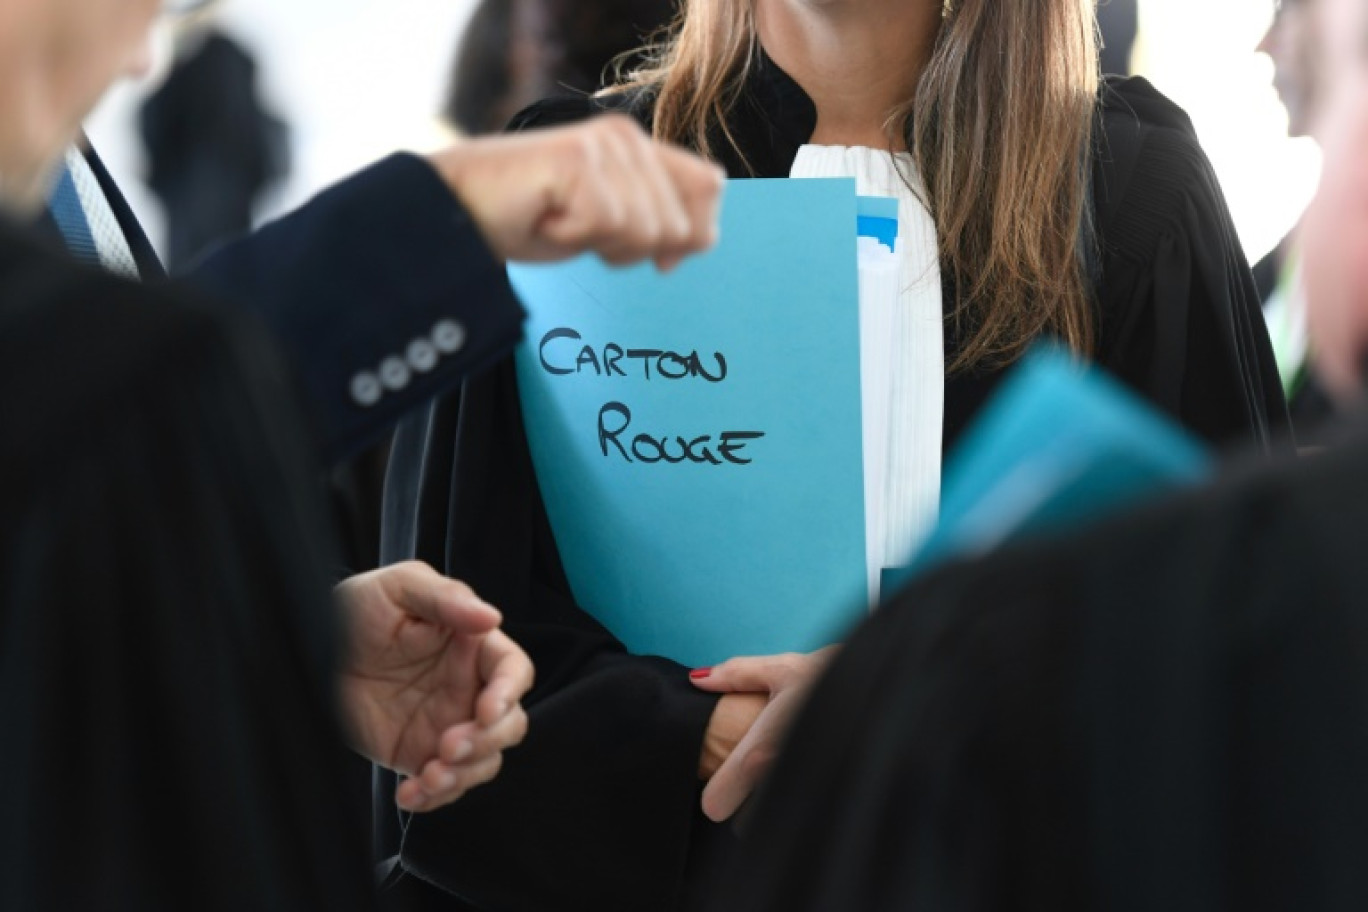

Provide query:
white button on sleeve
left=406, top=338, right=439, bottom=373
left=379, top=356, right=412, bottom=391
left=432, top=319, right=467, bottom=355
left=350, top=371, right=383, bottom=407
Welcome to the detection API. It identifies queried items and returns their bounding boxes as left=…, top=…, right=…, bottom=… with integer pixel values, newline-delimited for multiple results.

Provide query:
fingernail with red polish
left=690, top=667, right=713, bottom=680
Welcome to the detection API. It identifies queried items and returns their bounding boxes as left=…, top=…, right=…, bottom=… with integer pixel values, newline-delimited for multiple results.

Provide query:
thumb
left=384, top=562, right=502, bottom=635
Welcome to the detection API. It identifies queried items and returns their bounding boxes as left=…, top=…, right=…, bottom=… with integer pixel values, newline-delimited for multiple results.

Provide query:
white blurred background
left=1135, top=0, right=1320, bottom=263
left=87, top=0, right=1315, bottom=265
left=87, top=0, right=478, bottom=253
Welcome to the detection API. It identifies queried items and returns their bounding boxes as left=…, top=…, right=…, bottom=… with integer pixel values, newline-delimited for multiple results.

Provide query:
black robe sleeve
left=0, top=227, right=376, bottom=911
left=1091, top=78, right=1291, bottom=451
left=709, top=415, right=1368, bottom=912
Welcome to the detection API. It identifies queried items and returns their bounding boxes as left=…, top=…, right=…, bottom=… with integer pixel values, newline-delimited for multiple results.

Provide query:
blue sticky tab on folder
left=856, top=196, right=899, bottom=252
left=509, top=178, right=869, bottom=667
left=884, top=346, right=1213, bottom=595
left=857, top=197, right=899, bottom=220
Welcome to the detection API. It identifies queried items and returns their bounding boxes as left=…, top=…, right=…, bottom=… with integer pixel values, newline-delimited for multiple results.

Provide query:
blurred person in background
left=1255, top=0, right=1337, bottom=441
left=139, top=23, right=288, bottom=272
left=445, top=0, right=677, bottom=136
left=1097, top=0, right=1138, bottom=76
left=1300, top=0, right=1368, bottom=390
left=708, top=1, right=1368, bottom=908
left=378, top=0, right=1290, bottom=908
left=0, top=0, right=724, bottom=907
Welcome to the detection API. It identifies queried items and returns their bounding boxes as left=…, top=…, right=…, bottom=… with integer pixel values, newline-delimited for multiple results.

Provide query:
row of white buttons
left=349, top=319, right=467, bottom=408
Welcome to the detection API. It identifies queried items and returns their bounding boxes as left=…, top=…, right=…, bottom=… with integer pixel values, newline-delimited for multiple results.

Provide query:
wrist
left=423, top=144, right=471, bottom=205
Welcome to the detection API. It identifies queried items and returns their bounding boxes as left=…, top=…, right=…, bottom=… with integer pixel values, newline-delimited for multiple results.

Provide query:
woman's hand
left=691, top=647, right=839, bottom=822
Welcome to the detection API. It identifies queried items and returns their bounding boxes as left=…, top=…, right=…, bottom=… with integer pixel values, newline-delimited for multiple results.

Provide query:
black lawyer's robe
left=710, top=411, right=1368, bottom=912
left=378, top=59, right=1291, bottom=911
left=0, top=221, right=377, bottom=911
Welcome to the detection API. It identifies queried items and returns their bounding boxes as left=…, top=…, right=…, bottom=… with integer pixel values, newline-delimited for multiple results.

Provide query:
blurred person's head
left=1259, top=0, right=1327, bottom=138
left=446, top=0, right=677, bottom=135
left=1301, top=0, right=1368, bottom=396
left=0, top=0, right=159, bottom=213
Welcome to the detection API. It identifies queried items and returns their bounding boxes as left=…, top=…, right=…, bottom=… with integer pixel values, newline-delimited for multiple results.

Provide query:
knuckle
left=597, top=225, right=633, bottom=256
left=447, top=767, right=475, bottom=794
left=511, top=711, right=530, bottom=746
left=667, top=213, right=692, bottom=244
left=473, top=754, right=505, bottom=787
left=640, top=219, right=664, bottom=248
left=447, top=578, right=476, bottom=600
left=569, top=132, right=598, bottom=167
left=775, top=654, right=805, bottom=684
left=603, top=200, right=630, bottom=231
left=603, top=113, right=639, bottom=137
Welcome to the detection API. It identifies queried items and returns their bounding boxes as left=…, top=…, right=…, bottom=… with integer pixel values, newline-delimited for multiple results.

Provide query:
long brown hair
left=613, top=0, right=1100, bottom=372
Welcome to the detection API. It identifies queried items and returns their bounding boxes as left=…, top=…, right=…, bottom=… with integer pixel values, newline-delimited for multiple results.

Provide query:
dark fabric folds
left=1092, top=80, right=1286, bottom=451
left=0, top=225, right=375, bottom=912
left=711, top=416, right=1368, bottom=911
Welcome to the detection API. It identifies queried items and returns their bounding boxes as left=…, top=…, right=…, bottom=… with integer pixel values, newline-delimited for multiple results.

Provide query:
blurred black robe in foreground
left=0, top=221, right=376, bottom=911
left=711, top=417, right=1368, bottom=911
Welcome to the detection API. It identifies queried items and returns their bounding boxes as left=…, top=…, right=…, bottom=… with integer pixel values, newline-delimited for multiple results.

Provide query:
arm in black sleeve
left=187, top=153, right=525, bottom=466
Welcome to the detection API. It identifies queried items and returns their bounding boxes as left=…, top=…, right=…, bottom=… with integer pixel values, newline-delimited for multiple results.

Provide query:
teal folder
left=884, top=347, right=1214, bottom=595
left=509, top=179, right=870, bottom=667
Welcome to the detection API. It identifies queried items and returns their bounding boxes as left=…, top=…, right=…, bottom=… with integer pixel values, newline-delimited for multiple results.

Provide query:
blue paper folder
left=509, top=178, right=870, bottom=667
left=884, top=347, right=1213, bottom=595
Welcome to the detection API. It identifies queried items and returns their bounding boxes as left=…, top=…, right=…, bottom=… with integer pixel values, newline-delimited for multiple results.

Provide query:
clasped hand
left=693, top=647, right=839, bottom=822
left=335, top=562, right=533, bottom=813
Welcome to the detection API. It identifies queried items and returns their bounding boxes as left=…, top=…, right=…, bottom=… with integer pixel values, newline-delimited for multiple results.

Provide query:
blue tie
left=48, top=161, right=100, bottom=266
